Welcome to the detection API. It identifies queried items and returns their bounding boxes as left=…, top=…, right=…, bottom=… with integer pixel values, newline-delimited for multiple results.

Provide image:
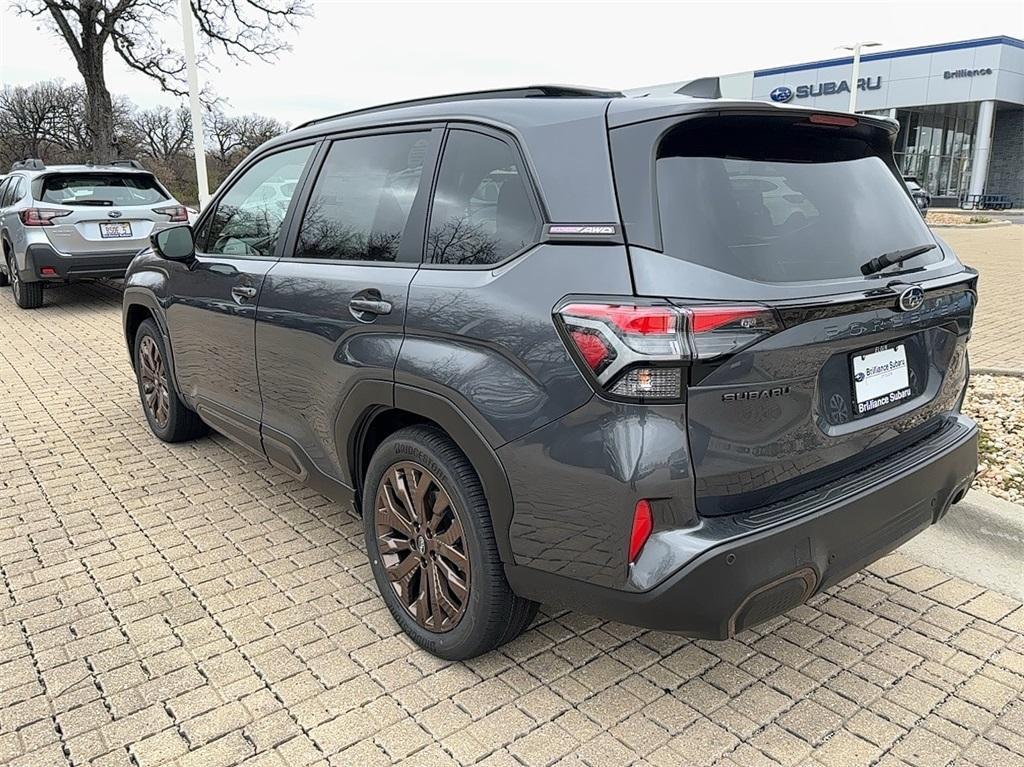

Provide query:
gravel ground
left=963, top=374, right=1023, bottom=504
left=926, top=210, right=1000, bottom=225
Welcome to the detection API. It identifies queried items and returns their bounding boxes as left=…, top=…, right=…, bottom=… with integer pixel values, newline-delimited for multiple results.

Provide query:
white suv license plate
left=99, top=221, right=132, bottom=238
left=852, top=343, right=912, bottom=415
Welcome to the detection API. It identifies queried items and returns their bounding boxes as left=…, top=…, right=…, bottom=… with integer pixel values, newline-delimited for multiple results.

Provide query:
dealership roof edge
left=754, top=36, right=1024, bottom=78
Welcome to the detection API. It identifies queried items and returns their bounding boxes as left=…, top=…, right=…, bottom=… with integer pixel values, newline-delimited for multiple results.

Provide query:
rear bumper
left=506, top=414, right=977, bottom=638
left=23, top=243, right=139, bottom=282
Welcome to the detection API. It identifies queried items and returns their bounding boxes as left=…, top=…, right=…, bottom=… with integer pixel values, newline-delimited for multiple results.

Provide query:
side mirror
left=151, top=225, right=196, bottom=261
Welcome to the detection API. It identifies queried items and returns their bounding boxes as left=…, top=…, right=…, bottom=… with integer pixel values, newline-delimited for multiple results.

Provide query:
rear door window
left=39, top=173, right=168, bottom=207
left=426, top=129, right=539, bottom=266
left=295, top=131, right=430, bottom=262
left=655, top=117, right=938, bottom=282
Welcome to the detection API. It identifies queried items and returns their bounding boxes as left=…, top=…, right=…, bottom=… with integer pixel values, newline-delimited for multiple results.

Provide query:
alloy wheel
left=138, top=335, right=170, bottom=428
left=374, top=461, right=470, bottom=632
left=8, top=256, right=18, bottom=295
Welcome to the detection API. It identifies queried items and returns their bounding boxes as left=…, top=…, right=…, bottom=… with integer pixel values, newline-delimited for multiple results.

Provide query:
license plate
left=99, top=221, right=132, bottom=238
left=852, top=343, right=912, bottom=415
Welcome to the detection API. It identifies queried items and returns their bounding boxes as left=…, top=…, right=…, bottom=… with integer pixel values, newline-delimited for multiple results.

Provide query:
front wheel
left=133, top=319, right=207, bottom=442
left=363, top=426, right=538, bottom=659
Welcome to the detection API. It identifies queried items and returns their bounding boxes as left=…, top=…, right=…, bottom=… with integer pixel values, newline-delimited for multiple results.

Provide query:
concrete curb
left=899, top=488, right=1024, bottom=601
left=973, top=367, right=1024, bottom=378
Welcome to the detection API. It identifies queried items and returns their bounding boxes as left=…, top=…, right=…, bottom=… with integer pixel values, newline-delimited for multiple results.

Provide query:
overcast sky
left=1, top=0, right=1022, bottom=124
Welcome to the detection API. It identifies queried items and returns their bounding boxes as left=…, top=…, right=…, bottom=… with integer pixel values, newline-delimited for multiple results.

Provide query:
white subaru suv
left=0, top=159, right=189, bottom=309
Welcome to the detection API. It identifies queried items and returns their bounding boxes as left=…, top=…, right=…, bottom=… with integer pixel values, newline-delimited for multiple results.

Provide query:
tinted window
left=427, top=130, right=538, bottom=265
left=656, top=119, right=938, bottom=283
left=11, top=177, right=26, bottom=202
left=202, top=146, right=312, bottom=258
left=295, top=133, right=428, bottom=262
left=39, top=173, right=167, bottom=206
left=0, top=178, right=12, bottom=207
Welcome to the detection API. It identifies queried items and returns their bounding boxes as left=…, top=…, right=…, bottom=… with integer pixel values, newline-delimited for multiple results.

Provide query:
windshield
left=40, top=173, right=168, bottom=207
left=656, top=120, right=939, bottom=283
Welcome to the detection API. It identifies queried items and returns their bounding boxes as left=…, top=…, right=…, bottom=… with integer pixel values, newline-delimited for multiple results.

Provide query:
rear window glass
left=656, top=118, right=938, bottom=282
left=39, top=173, right=168, bottom=207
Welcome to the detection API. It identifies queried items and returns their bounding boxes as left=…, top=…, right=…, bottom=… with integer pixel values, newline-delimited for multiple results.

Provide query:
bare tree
left=130, top=105, right=193, bottom=161
left=12, top=0, right=309, bottom=162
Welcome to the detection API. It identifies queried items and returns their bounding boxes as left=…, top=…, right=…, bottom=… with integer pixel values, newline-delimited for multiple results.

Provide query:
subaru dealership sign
left=770, top=77, right=882, bottom=102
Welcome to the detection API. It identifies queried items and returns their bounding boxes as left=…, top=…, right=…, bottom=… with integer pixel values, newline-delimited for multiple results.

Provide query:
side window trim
left=280, top=125, right=444, bottom=266
left=194, top=139, right=322, bottom=259
left=421, top=123, right=545, bottom=271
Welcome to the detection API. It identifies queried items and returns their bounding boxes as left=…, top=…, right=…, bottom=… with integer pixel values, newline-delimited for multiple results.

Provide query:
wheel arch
left=342, top=383, right=518, bottom=564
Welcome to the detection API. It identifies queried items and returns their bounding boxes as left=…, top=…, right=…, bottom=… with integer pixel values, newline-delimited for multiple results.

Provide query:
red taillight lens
left=628, top=500, right=653, bottom=563
left=154, top=205, right=189, bottom=223
left=564, top=304, right=677, bottom=335
left=20, top=208, right=70, bottom=227
left=686, top=306, right=780, bottom=359
left=569, top=329, right=613, bottom=373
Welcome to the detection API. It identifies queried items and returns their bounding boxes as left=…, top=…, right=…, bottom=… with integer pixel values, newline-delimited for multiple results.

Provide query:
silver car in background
left=0, top=159, right=189, bottom=309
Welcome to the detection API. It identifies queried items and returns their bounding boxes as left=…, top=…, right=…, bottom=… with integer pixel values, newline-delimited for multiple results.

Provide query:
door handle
left=349, top=297, right=392, bottom=316
left=231, top=285, right=258, bottom=302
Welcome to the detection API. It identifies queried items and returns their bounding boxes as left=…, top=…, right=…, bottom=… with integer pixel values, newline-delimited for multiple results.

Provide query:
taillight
left=20, top=208, right=70, bottom=227
left=687, top=305, right=780, bottom=359
left=154, top=205, right=189, bottom=223
left=556, top=301, right=780, bottom=400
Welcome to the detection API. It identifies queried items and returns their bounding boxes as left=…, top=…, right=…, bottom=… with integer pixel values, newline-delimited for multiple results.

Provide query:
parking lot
left=1, top=233, right=1023, bottom=767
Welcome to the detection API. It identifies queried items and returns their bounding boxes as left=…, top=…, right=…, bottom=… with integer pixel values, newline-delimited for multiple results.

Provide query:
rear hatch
left=608, top=106, right=976, bottom=516
left=33, top=171, right=178, bottom=254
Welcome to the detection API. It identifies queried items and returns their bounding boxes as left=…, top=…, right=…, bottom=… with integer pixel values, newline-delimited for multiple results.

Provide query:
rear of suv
left=0, top=159, right=188, bottom=308
left=122, top=88, right=978, bottom=659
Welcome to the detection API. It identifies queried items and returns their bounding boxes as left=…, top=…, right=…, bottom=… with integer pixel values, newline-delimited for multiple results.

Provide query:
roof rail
left=109, top=159, right=146, bottom=170
left=294, top=85, right=624, bottom=130
left=10, top=158, right=45, bottom=172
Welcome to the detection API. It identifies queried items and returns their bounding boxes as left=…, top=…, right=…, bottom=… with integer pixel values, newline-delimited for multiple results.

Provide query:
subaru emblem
left=770, top=86, right=793, bottom=103
left=898, top=286, right=925, bottom=312
left=108, top=211, right=123, bottom=218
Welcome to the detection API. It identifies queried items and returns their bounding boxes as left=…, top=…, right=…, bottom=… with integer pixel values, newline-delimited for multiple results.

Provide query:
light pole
left=180, top=0, right=210, bottom=208
left=838, top=41, right=881, bottom=113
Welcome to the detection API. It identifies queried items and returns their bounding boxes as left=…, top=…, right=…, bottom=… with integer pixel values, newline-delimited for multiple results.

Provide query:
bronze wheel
left=374, top=461, right=470, bottom=632
left=138, top=335, right=170, bottom=429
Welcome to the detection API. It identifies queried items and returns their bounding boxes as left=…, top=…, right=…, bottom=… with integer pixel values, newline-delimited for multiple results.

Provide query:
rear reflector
left=628, top=500, right=653, bottom=563
left=40, top=267, right=58, bottom=276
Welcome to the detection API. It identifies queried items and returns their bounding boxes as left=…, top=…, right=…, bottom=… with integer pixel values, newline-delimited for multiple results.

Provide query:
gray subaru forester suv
left=122, top=87, right=978, bottom=659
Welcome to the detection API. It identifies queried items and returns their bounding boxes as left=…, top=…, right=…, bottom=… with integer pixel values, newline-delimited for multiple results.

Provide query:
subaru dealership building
left=635, top=36, right=1024, bottom=206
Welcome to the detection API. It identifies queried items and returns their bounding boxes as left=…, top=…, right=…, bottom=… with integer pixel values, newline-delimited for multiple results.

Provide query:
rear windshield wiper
left=860, top=243, right=936, bottom=276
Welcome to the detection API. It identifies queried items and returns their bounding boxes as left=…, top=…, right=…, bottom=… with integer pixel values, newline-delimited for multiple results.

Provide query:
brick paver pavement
left=939, top=225, right=1024, bottom=373
left=1, top=281, right=1023, bottom=767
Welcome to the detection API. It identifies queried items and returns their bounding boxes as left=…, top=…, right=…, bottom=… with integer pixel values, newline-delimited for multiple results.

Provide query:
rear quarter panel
left=395, top=243, right=634, bottom=446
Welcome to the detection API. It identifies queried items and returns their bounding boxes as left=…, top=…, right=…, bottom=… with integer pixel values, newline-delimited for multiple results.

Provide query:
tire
left=363, top=425, right=539, bottom=659
left=8, top=254, right=42, bottom=309
left=133, top=318, right=207, bottom=443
